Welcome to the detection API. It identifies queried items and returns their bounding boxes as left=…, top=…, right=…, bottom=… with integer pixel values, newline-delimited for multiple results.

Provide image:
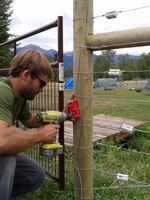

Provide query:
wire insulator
left=105, top=11, right=118, bottom=19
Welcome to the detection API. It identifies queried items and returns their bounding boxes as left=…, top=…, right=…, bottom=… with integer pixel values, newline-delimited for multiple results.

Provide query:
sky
left=9, top=0, right=150, bottom=55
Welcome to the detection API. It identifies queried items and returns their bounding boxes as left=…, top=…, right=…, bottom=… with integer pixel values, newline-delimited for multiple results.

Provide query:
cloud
left=9, top=16, right=22, bottom=27
left=9, top=0, right=150, bottom=54
left=10, top=0, right=73, bottom=51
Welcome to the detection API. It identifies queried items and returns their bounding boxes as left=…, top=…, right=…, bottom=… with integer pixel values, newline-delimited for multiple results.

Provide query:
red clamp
left=65, top=94, right=80, bottom=121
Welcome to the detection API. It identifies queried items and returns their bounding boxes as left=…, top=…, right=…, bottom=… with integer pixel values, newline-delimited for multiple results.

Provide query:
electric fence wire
left=73, top=142, right=150, bottom=156
left=64, top=95, right=150, bottom=104
left=64, top=95, right=150, bottom=105
left=73, top=159, right=84, bottom=200
left=94, top=184, right=150, bottom=190
left=72, top=158, right=150, bottom=198
left=93, top=167, right=148, bottom=185
left=71, top=147, right=149, bottom=199
left=71, top=143, right=150, bottom=193
left=93, top=5, right=150, bottom=20
left=73, top=5, right=150, bottom=21
left=95, top=142, right=150, bottom=156
left=94, top=98, right=150, bottom=103
left=78, top=95, right=150, bottom=103
left=69, top=122, right=150, bottom=136
left=120, top=5, right=150, bottom=14
left=72, top=138, right=149, bottom=189
left=73, top=70, right=150, bottom=74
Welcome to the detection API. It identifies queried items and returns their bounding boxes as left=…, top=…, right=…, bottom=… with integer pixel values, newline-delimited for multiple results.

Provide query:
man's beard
left=20, top=86, right=37, bottom=100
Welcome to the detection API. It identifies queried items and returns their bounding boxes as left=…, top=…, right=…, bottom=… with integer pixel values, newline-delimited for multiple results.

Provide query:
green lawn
left=93, top=88, right=150, bottom=120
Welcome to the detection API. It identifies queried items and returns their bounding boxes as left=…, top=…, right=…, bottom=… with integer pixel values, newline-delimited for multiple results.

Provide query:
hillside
left=17, top=44, right=98, bottom=69
left=17, top=44, right=139, bottom=69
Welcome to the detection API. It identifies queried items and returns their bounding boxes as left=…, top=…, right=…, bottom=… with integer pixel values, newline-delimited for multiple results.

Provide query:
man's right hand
left=38, top=124, right=60, bottom=143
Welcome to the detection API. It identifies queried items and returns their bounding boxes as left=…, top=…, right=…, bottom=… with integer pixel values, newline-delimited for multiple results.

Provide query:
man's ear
left=20, top=69, right=30, bottom=81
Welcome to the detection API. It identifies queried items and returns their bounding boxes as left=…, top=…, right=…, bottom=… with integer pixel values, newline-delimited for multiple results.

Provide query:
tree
left=137, top=53, right=150, bottom=79
left=93, top=49, right=116, bottom=80
left=118, top=54, right=137, bottom=80
left=0, top=0, right=13, bottom=68
left=65, top=64, right=73, bottom=78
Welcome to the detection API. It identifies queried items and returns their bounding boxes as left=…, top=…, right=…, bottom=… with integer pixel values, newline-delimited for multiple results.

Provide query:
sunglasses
left=31, top=74, right=47, bottom=88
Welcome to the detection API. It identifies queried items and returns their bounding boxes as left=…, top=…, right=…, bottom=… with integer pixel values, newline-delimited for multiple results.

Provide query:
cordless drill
left=36, top=95, right=80, bottom=156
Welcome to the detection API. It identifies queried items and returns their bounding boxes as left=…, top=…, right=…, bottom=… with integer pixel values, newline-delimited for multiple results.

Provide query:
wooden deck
left=64, top=114, right=145, bottom=146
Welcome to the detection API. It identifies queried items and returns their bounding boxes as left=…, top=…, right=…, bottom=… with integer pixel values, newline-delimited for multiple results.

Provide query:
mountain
left=17, top=44, right=72, bottom=69
left=112, top=54, right=139, bottom=64
left=17, top=44, right=57, bottom=57
left=17, top=44, right=98, bottom=69
left=17, top=44, right=140, bottom=69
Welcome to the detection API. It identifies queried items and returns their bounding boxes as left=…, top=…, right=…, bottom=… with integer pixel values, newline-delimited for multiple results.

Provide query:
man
left=0, top=49, right=60, bottom=199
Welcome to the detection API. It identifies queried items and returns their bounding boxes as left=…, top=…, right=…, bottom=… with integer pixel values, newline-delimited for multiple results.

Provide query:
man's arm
left=0, top=120, right=59, bottom=154
left=21, top=115, right=41, bottom=128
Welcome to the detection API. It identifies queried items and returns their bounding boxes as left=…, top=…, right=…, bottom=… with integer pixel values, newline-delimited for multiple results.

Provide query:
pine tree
left=0, top=0, right=13, bottom=68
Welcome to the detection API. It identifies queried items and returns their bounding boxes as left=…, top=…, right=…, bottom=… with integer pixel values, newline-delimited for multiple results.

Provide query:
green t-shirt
left=0, top=77, right=32, bottom=125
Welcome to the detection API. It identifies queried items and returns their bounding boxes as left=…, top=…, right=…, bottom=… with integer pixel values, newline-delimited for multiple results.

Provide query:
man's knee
left=12, top=155, right=45, bottom=196
left=32, top=166, right=45, bottom=189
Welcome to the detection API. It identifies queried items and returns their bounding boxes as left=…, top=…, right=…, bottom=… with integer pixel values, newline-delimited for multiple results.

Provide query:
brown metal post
left=57, top=16, right=65, bottom=190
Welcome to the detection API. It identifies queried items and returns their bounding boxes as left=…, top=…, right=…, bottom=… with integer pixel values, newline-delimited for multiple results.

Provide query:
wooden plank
left=64, top=114, right=145, bottom=147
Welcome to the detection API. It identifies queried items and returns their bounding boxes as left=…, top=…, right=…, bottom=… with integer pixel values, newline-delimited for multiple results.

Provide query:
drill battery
left=40, top=142, right=63, bottom=156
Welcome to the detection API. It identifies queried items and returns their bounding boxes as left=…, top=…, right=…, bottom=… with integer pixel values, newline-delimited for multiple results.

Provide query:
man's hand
left=38, top=124, right=60, bottom=143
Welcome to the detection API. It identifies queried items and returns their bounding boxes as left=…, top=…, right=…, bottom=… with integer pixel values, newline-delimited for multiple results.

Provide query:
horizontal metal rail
left=0, top=20, right=58, bottom=46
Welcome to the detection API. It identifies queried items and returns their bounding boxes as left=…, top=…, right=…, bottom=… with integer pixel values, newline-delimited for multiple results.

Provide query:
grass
left=17, top=86, right=150, bottom=200
left=92, top=125, right=150, bottom=200
left=93, top=88, right=150, bottom=120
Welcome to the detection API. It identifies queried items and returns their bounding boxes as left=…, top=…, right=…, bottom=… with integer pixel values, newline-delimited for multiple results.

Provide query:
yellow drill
left=36, top=110, right=72, bottom=156
left=36, top=95, right=80, bottom=156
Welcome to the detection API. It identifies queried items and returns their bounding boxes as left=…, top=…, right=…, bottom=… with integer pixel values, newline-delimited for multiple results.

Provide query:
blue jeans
left=0, top=154, right=45, bottom=200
